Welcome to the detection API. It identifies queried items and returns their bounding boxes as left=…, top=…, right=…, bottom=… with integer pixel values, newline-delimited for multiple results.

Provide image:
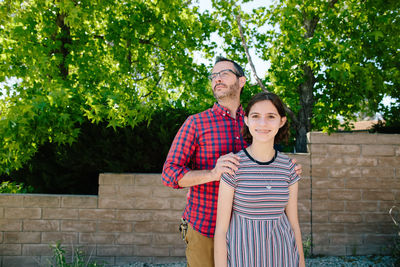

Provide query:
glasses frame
left=208, top=69, right=241, bottom=81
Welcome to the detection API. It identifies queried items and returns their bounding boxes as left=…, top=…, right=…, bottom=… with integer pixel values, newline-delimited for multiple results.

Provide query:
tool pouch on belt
left=179, top=218, right=188, bottom=241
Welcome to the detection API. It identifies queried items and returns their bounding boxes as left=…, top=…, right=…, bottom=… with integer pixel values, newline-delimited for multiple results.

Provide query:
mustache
left=213, top=83, right=227, bottom=90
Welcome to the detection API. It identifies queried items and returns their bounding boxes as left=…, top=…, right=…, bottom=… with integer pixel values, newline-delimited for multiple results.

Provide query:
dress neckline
left=243, top=148, right=277, bottom=165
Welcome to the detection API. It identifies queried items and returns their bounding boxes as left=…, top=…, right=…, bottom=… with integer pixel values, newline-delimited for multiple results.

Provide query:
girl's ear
left=280, top=116, right=287, bottom=128
left=244, top=116, right=248, bottom=126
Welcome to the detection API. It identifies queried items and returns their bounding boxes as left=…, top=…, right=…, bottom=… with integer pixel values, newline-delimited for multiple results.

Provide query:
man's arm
left=177, top=153, right=240, bottom=188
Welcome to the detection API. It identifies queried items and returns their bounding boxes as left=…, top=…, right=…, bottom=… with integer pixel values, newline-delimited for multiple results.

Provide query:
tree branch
left=235, top=13, right=268, bottom=93
left=235, top=11, right=300, bottom=126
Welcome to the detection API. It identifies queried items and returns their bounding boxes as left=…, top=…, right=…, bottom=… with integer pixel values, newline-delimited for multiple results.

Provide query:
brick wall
left=309, top=132, right=400, bottom=255
left=0, top=132, right=398, bottom=266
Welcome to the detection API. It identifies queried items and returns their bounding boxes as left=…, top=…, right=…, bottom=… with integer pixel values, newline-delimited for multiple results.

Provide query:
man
left=162, top=57, right=301, bottom=266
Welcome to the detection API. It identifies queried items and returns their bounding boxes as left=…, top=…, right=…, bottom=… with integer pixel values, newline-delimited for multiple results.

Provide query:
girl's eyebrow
left=249, top=111, right=278, bottom=115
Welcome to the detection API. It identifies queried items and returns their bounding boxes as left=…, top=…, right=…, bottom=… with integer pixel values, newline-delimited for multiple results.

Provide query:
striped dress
left=221, top=149, right=300, bottom=267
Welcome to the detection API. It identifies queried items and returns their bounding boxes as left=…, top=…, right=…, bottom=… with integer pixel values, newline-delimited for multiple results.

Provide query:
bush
left=0, top=181, right=34, bottom=193
left=1, top=106, right=190, bottom=194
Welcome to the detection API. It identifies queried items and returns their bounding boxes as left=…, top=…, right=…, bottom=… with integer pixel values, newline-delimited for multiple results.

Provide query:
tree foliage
left=0, top=0, right=215, bottom=174
left=212, top=0, right=400, bottom=152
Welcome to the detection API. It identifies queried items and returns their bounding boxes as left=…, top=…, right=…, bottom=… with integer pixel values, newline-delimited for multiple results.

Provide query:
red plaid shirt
left=162, top=103, right=247, bottom=237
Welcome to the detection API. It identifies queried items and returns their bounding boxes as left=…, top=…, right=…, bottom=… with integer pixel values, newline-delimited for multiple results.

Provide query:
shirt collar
left=212, top=102, right=245, bottom=118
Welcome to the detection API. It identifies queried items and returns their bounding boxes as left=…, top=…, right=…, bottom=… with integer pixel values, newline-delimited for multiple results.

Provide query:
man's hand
left=210, top=153, right=240, bottom=182
left=292, top=158, right=302, bottom=176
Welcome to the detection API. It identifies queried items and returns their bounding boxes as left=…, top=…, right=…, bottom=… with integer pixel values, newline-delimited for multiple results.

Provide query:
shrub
left=0, top=181, right=34, bottom=193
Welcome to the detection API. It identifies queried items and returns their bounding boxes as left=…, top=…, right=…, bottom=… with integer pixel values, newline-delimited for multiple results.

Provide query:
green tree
left=212, top=0, right=400, bottom=152
left=0, top=0, right=215, bottom=174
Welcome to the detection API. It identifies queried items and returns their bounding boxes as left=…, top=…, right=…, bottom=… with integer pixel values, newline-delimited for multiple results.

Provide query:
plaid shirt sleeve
left=161, top=116, right=197, bottom=189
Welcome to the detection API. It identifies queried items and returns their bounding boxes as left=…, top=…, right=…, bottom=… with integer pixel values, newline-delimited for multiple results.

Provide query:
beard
left=213, top=80, right=240, bottom=100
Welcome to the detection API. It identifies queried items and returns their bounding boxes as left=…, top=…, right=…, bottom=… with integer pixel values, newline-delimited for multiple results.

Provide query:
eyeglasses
left=208, top=69, right=240, bottom=81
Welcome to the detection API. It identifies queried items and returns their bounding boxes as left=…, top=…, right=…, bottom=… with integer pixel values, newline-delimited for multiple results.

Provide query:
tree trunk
left=55, top=13, right=71, bottom=79
left=295, top=65, right=315, bottom=152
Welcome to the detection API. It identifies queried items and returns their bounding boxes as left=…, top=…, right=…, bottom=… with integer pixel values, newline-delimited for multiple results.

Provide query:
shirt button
left=236, top=136, right=239, bottom=139
left=222, top=113, right=226, bottom=116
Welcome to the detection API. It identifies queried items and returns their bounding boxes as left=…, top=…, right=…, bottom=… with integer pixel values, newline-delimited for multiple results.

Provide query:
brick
left=98, top=185, right=118, bottom=196
left=364, top=213, right=392, bottom=223
left=364, top=234, right=395, bottom=244
left=376, top=134, right=400, bottom=145
left=2, top=256, right=40, bottom=267
left=116, top=233, right=152, bottom=245
left=96, top=245, right=134, bottom=256
left=362, top=190, right=394, bottom=201
left=311, top=168, right=329, bottom=178
left=0, top=207, right=4, bottom=218
left=116, top=210, right=153, bottom=221
left=312, top=189, right=329, bottom=200
left=327, top=145, right=360, bottom=155
left=313, top=245, right=346, bottom=256
left=312, top=201, right=344, bottom=211
left=376, top=178, right=400, bottom=190
left=4, top=207, right=41, bottom=219
left=0, top=244, right=21, bottom=256
left=329, top=213, right=362, bottom=223
left=396, top=146, right=400, bottom=156
left=0, top=195, right=23, bottom=207
left=22, top=244, right=52, bottom=256
left=98, top=197, right=133, bottom=209
left=312, top=224, right=345, bottom=233
left=79, top=209, right=115, bottom=220
left=134, top=245, right=170, bottom=257
left=361, top=167, right=394, bottom=178
left=23, top=219, right=60, bottom=232
left=134, top=174, right=162, bottom=186
left=134, top=222, right=177, bottom=234
left=152, top=210, right=184, bottom=222
left=0, top=219, right=22, bottom=231
left=152, top=187, right=188, bottom=198
left=312, top=232, right=330, bottom=245
left=309, top=144, right=327, bottom=154
left=23, top=195, right=60, bottom=208
left=312, top=178, right=344, bottom=189
left=153, top=233, right=182, bottom=246
left=61, top=196, right=97, bottom=208
left=380, top=201, right=400, bottom=213
left=169, top=198, right=188, bottom=211
left=79, top=233, right=118, bottom=244
left=99, top=173, right=135, bottom=185
left=312, top=212, right=329, bottom=223
left=61, top=220, right=96, bottom=232
left=329, top=190, right=361, bottom=201
left=342, top=156, right=378, bottom=167
left=97, top=221, right=132, bottom=233
left=329, top=167, right=361, bottom=178
left=377, top=157, right=400, bottom=167
left=362, top=145, right=395, bottom=156
left=345, top=177, right=379, bottom=189
left=169, top=249, right=186, bottom=257
left=343, top=223, right=394, bottom=234
left=345, top=201, right=378, bottom=212
left=42, top=232, right=78, bottom=243
left=312, top=156, right=343, bottom=166
left=131, top=198, right=171, bottom=210
left=118, top=186, right=154, bottom=198
left=330, top=234, right=363, bottom=246
left=42, top=208, right=78, bottom=219
left=4, top=232, right=41, bottom=243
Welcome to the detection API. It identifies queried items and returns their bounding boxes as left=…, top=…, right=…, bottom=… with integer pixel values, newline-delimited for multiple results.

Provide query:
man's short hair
left=215, top=56, right=245, bottom=77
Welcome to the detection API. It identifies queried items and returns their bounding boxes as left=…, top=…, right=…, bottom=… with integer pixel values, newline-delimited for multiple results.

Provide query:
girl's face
left=244, top=100, right=287, bottom=144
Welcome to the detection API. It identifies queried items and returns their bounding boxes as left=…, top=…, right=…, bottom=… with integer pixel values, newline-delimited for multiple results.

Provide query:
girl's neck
left=247, top=142, right=275, bottom=162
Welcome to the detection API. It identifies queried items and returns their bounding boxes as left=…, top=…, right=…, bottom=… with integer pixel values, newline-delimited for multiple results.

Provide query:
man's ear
left=239, top=76, right=246, bottom=89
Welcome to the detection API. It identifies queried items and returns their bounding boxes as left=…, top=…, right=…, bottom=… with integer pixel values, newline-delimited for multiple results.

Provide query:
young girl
left=214, top=92, right=305, bottom=267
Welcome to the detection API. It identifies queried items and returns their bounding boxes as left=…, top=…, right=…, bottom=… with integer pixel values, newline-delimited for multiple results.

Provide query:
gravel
left=118, top=255, right=396, bottom=267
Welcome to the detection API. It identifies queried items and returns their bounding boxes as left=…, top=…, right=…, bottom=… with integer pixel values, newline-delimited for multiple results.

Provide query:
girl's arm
left=285, top=182, right=305, bottom=267
left=214, top=181, right=235, bottom=267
